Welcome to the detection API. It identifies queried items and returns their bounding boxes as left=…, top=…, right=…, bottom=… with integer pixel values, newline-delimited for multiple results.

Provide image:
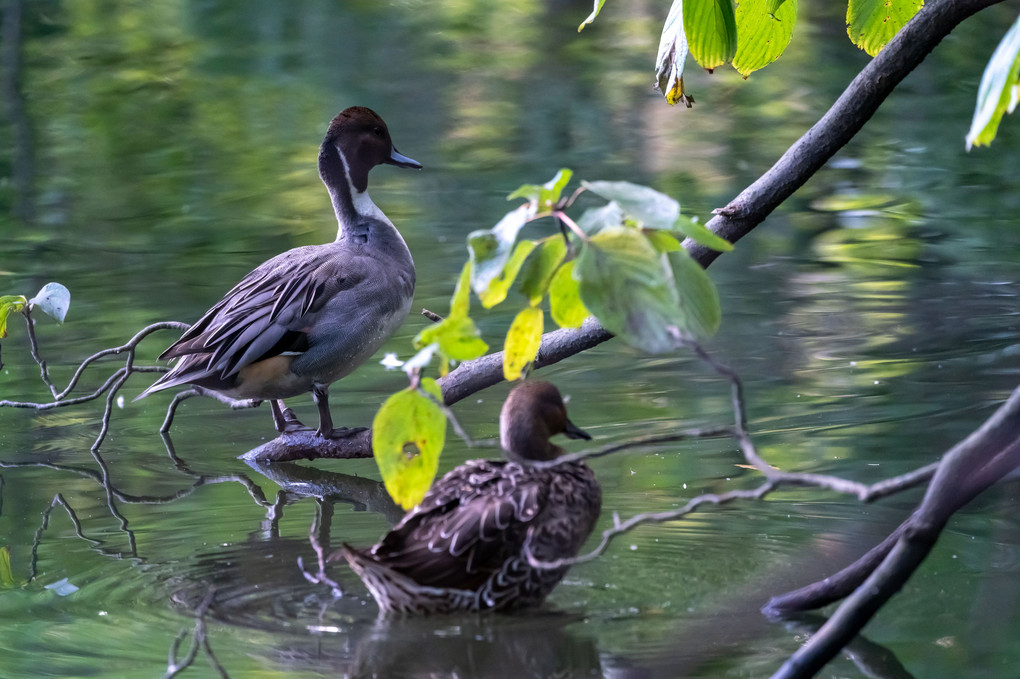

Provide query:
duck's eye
left=372, top=126, right=385, bottom=138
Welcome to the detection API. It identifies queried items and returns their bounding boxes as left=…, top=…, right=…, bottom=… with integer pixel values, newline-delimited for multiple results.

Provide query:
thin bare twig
left=524, top=342, right=955, bottom=572
left=159, top=387, right=260, bottom=433
left=298, top=499, right=344, bottom=597
left=526, top=482, right=777, bottom=570
left=2, top=315, right=188, bottom=407
left=164, top=585, right=225, bottom=679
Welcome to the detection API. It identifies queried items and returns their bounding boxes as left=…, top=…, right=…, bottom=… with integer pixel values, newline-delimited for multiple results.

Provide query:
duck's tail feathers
left=133, top=356, right=213, bottom=402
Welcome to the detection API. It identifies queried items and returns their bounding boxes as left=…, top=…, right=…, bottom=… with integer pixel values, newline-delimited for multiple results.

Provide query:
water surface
left=2, top=1, right=1019, bottom=677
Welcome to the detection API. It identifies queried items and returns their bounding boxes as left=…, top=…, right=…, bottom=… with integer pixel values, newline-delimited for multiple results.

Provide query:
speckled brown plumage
left=341, top=382, right=602, bottom=614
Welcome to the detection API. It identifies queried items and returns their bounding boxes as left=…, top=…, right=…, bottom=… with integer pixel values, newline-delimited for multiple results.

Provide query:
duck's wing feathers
left=155, top=246, right=362, bottom=383
left=370, top=460, right=547, bottom=589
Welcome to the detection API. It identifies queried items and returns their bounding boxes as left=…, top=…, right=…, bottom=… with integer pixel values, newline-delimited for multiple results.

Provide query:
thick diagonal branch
left=438, top=0, right=1007, bottom=407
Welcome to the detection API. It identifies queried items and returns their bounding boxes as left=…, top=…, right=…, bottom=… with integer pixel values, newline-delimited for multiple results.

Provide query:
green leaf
left=576, top=227, right=684, bottom=353
left=684, top=0, right=738, bottom=71
left=583, top=181, right=680, bottom=230
left=665, top=245, right=722, bottom=339
left=507, top=169, right=574, bottom=210
left=966, top=16, right=1020, bottom=150
left=646, top=229, right=685, bottom=253
left=468, top=204, right=532, bottom=295
left=733, top=0, right=797, bottom=76
left=506, top=183, right=543, bottom=204
left=503, top=306, right=544, bottom=381
left=671, top=215, right=734, bottom=252
left=628, top=231, right=722, bottom=340
left=846, top=0, right=923, bottom=57
left=519, top=237, right=568, bottom=304
left=450, top=261, right=473, bottom=318
left=478, top=239, right=538, bottom=308
left=655, top=0, right=694, bottom=106
left=372, top=379, right=447, bottom=510
left=29, top=283, right=70, bottom=324
left=578, top=0, right=608, bottom=32
left=541, top=168, right=573, bottom=206
left=0, top=546, right=16, bottom=588
left=0, top=295, right=28, bottom=339
left=549, top=261, right=589, bottom=328
left=577, top=202, right=626, bottom=235
left=415, top=315, right=489, bottom=362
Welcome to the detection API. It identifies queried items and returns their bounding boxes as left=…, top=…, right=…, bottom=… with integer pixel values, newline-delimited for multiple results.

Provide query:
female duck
left=139, top=107, right=420, bottom=437
left=341, top=381, right=602, bottom=614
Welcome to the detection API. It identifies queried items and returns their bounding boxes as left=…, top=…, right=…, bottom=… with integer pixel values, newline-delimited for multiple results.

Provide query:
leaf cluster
left=584, top=0, right=927, bottom=106
left=967, top=15, right=1020, bottom=150
left=373, top=170, right=731, bottom=506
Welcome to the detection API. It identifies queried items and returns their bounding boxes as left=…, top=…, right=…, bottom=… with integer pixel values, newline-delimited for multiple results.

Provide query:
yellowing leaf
left=656, top=0, right=694, bottom=106
left=733, top=0, right=797, bottom=76
left=549, top=261, right=589, bottom=328
left=578, top=0, right=608, bottom=32
left=450, top=261, right=473, bottom=318
left=967, top=16, right=1020, bottom=150
left=478, top=240, right=537, bottom=308
left=372, top=379, right=447, bottom=509
left=847, top=0, right=923, bottom=57
left=519, top=237, right=568, bottom=304
left=0, top=295, right=28, bottom=339
left=415, top=315, right=489, bottom=362
left=468, top=204, right=533, bottom=295
left=684, top=0, right=738, bottom=71
left=503, top=307, right=544, bottom=381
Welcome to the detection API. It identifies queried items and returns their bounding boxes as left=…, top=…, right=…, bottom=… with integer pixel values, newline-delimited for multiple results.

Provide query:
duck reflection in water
left=340, top=381, right=602, bottom=614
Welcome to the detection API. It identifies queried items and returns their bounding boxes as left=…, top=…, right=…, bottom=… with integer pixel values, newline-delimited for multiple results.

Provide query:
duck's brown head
left=499, top=381, right=591, bottom=463
left=322, top=106, right=421, bottom=193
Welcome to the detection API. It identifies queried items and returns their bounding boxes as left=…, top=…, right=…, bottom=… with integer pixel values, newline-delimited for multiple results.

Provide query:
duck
left=340, top=381, right=602, bottom=614
left=138, top=107, right=421, bottom=437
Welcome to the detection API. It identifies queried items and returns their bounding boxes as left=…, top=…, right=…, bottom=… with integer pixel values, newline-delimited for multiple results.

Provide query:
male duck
left=139, top=107, right=420, bottom=437
left=341, top=381, right=602, bottom=614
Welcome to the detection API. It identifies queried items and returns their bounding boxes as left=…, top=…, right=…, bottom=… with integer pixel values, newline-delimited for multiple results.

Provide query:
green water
left=2, top=1, right=1020, bottom=677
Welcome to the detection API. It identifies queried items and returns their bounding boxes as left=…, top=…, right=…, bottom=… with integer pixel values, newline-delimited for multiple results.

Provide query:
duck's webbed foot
left=321, top=426, right=369, bottom=440
left=310, top=386, right=368, bottom=439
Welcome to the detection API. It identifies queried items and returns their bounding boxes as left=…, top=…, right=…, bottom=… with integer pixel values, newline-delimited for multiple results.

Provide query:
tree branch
left=436, top=0, right=1008, bottom=408
left=770, top=384, right=1020, bottom=678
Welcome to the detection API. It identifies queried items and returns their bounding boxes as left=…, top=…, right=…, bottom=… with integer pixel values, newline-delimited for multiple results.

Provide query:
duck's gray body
left=148, top=222, right=414, bottom=400
left=139, top=107, right=420, bottom=435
